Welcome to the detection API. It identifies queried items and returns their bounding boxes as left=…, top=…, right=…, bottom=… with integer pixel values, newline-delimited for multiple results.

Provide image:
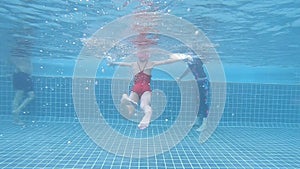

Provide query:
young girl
left=110, top=51, right=191, bottom=129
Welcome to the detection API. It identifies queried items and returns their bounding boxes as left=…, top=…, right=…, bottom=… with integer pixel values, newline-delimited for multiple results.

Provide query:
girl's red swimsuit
left=132, top=71, right=151, bottom=98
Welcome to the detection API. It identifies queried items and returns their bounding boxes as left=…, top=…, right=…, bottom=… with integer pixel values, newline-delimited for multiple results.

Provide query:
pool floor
left=0, top=121, right=299, bottom=169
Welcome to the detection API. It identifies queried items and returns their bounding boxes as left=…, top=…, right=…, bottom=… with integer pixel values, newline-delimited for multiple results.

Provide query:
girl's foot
left=138, top=122, right=149, bottom=130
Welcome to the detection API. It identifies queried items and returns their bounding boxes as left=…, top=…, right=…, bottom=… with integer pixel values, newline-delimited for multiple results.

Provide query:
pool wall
left=0, top=73, right=299, bottom=128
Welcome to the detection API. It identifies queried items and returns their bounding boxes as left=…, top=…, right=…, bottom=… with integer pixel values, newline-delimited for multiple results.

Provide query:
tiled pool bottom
left=0, top=122, right=299, bottom=169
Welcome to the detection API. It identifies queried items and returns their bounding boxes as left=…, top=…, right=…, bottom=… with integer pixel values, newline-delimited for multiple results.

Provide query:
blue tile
left=0, top=114, right=299, bottom=169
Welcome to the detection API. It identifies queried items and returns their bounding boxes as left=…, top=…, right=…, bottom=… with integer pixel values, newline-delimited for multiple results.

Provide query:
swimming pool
left=0, top=1, right=299, bottom=168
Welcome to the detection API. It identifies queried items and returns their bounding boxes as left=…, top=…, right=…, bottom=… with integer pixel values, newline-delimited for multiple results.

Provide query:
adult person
left=10, top=56, right=34, bottom=125
left=177, top=56, right=210, bottom=132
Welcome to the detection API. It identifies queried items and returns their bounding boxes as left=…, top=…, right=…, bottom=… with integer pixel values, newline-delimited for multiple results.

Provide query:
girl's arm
left=152, top=53, right=192, bottom=66
left=105, top=56, right=132, bottom=67
left=110, top=61, right=132, bottom=67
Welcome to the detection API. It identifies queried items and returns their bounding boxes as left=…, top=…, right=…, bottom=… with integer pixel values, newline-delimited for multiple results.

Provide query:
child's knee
left=141, top=105, right=152, bottom=114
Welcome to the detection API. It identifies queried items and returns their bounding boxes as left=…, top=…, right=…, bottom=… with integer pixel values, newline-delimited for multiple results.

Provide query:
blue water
left=0, top=1, right=300, bottom=168
left=1, top=1, right=300, bottom=83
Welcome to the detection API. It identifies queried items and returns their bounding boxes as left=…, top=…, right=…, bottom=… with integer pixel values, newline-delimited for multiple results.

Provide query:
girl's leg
left=120, top=92, right=139, bottom=118
left=138, top=91, right=152, bottom=130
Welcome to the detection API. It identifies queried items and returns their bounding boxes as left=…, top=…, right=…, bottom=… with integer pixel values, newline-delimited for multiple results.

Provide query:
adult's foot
left=196, top=118, right=207, bottom=132
left=13, top=120, right=24, bottom=126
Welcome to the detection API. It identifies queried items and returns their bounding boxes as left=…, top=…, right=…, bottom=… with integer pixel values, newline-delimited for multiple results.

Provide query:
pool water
left=0, top=0, right=299, bottom=168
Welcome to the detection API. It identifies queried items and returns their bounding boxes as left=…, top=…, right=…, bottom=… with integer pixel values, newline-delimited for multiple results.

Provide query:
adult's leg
left=197, top=79, right=209, bottom=132
left=14, top=91, right=34, bottom=114
left=12, top=90, right=24, bottom=124
left=138, top=91, right=152, bottom=130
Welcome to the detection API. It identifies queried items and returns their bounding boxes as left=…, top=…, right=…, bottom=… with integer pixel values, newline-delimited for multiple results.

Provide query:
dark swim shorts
left=13, top=72, right=34, bottom=92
